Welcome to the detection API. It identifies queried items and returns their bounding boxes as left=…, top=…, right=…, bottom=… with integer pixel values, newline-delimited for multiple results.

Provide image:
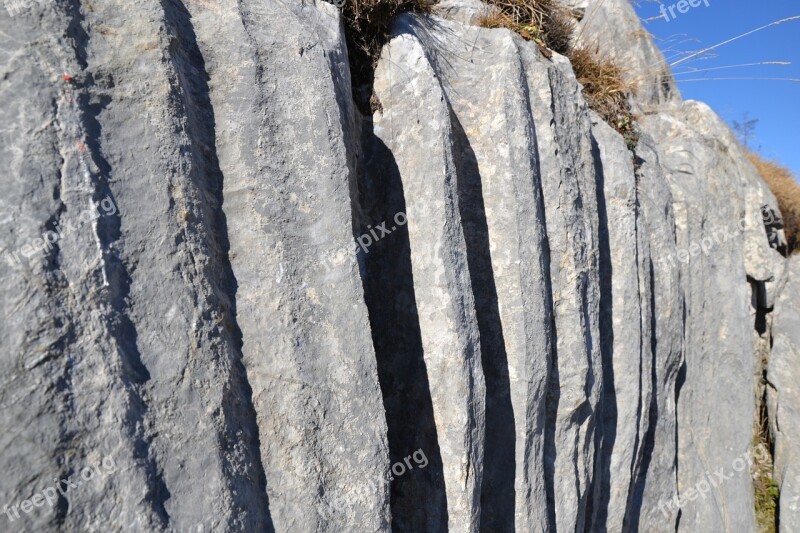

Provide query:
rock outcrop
left=0, top=0, right=793, bottom=531
left=769, top=256, right=800, bottom=533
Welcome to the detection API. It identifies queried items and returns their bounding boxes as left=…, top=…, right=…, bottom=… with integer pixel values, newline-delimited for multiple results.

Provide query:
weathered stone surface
left=641, top=101, right=760, bottom=532
left=0, top=1, right=390, bottom=531
left=528, top=50, right=602, bottom=533
left=587, top=113, right=656, bottom=532
left=405, top=19, right=557, bottom=531
left=434, top=0, right=496, bottom=26
left=183, top=1, right=391, bottom=531
left=574, top=0, right=679, bottom=107
left=0, top=1, right=272, bottom=530
left=768, top=256, right=800, bottom=533
left=369, top=22, right=487, bottom=532
left=630, top=131, right=685, bottom=532
left=1, top=0, right=795, bottom=531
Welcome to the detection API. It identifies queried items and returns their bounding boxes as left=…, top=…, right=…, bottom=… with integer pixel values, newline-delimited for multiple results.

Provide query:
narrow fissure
left=356, top=116, right=449, bottom=531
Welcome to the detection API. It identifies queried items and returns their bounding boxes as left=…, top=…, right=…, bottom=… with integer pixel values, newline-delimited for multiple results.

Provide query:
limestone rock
left=641, top=101, right=760, bottom=532
left=366, top=20, right=487, bottom=532
left=0, top=0, right=793, bottom=531
left=0, top=1, right=390, bottom=531
left=768, top=256, right=800, bottom=533
left=574, top=0, right=680, bottom=107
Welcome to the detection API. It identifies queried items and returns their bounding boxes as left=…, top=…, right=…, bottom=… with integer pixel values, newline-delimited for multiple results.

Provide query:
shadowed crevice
left=448, top=112, right=516, bottom=533
left=544, top=318, right=560, bottom=532
left=626, top=257, right=660, bottom=530
left=63, top=0, right=171, bottom=525
left=585, top=133, right=615, bottom=531
left=358, top=118, right=449, bottom=532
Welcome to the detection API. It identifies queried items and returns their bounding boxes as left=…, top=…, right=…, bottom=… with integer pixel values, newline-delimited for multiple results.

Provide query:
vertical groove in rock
left=359, top=115, right=449, bottom=531
left=68, top=0, right=174, bottom=526
left=404, top=19, right=558, bottom=530
left=641, top=102, right=758, bottom=532
left=370, top=21, right=486, bottom=531
left=585, top=114, right=656, bottom=531
left=0, top=0, right=183, bottom=529
left=182, top=0, right=391, bottom=530
left=447, top=37, right=514, bottom=533
left=525, top=51, right=602, bottom=532
left=450, top=111, right=516, bottom=532
left=586, top=131, right=616, bottom=531
left=1, top=0, right=793, bottom=531
left=768, top=257, right=800, bottom=533
left=157, top=0, right=272, bottom=528
left=624, top=154, right=656, bottom=530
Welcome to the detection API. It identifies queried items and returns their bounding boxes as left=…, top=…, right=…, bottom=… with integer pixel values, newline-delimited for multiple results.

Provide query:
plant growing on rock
left=341, top=0, right=434, bottom=113
left=569, top=46, right=639, bottom=149
left=477, top=0, right=574, bottom=53
left=477, top=0, right=639, bottom=147
left=747, top=151, right=800, bottom=255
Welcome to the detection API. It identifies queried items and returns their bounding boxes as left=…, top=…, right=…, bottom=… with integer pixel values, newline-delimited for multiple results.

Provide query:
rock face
left=572, top=0, right=679, bottom=107
left=0, top=1, right=389, bottom=531
left=769, top=257, right=800, bottom=533
left=0, top=0, right=793, bottom=532
left=639, top=101, right=777, bottom=532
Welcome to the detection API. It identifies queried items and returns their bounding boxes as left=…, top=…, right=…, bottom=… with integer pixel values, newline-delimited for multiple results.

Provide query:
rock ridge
left=0, top=0, right=790, bottom=531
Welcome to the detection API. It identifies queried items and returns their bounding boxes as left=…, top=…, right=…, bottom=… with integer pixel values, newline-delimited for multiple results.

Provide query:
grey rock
left=632, top=131, right=686, bottom=532
left=1, top=0, right=794, bottom=531
left=574, top=0, right=680, bottom=107
left=400, top=19, right=557, bottom=531
left=641, top=101, right=760, bottom=532
left=370, top=21, right=487, bottom=532
left=528, top=51, right=602, bottom=533
left=1, top=0, right=271, bottom=530
left=768, top=256, right=800, bottom=533
left=434, top=0, right=497, bottom=26
left=587, top=113, right=656, bottom=532
left=1, top=0, right=391, bottom=531
left=183, top=0, right=391, bottom=531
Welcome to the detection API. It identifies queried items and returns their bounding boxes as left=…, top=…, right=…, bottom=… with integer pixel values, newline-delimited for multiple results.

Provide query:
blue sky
left=632, top=0, right=800, bottom=177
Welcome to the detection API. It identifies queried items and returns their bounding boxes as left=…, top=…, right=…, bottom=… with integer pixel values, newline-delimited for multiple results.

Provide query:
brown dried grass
left=570, top=47, right=638, bottom=148
left=478, top=0, right=637, bottom=146
left=478, top=0, right=573, bottom=53
left=747, top=151, right=800, bottom=255
left=344, top=0, right=637, bottom=147
left=342, top=0, right=434, bottom=113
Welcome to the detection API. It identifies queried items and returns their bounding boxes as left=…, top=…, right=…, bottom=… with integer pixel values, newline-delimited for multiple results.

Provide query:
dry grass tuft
left=478, top=0, right=637, bottom=146
left=747, top=151, right=800, bottom=255
left=477, top=11, right=541, bottom=43
left=478, top=0, right=574, bottom=54
left=342, top=0, right=434, bottom=113
left=751, top=437, right=778, bottom=533
left=570, top=47, right=638, bottom=148
left=343, top=0, right=637, bottom=147
left=540, top=1, right=574, bottom=54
